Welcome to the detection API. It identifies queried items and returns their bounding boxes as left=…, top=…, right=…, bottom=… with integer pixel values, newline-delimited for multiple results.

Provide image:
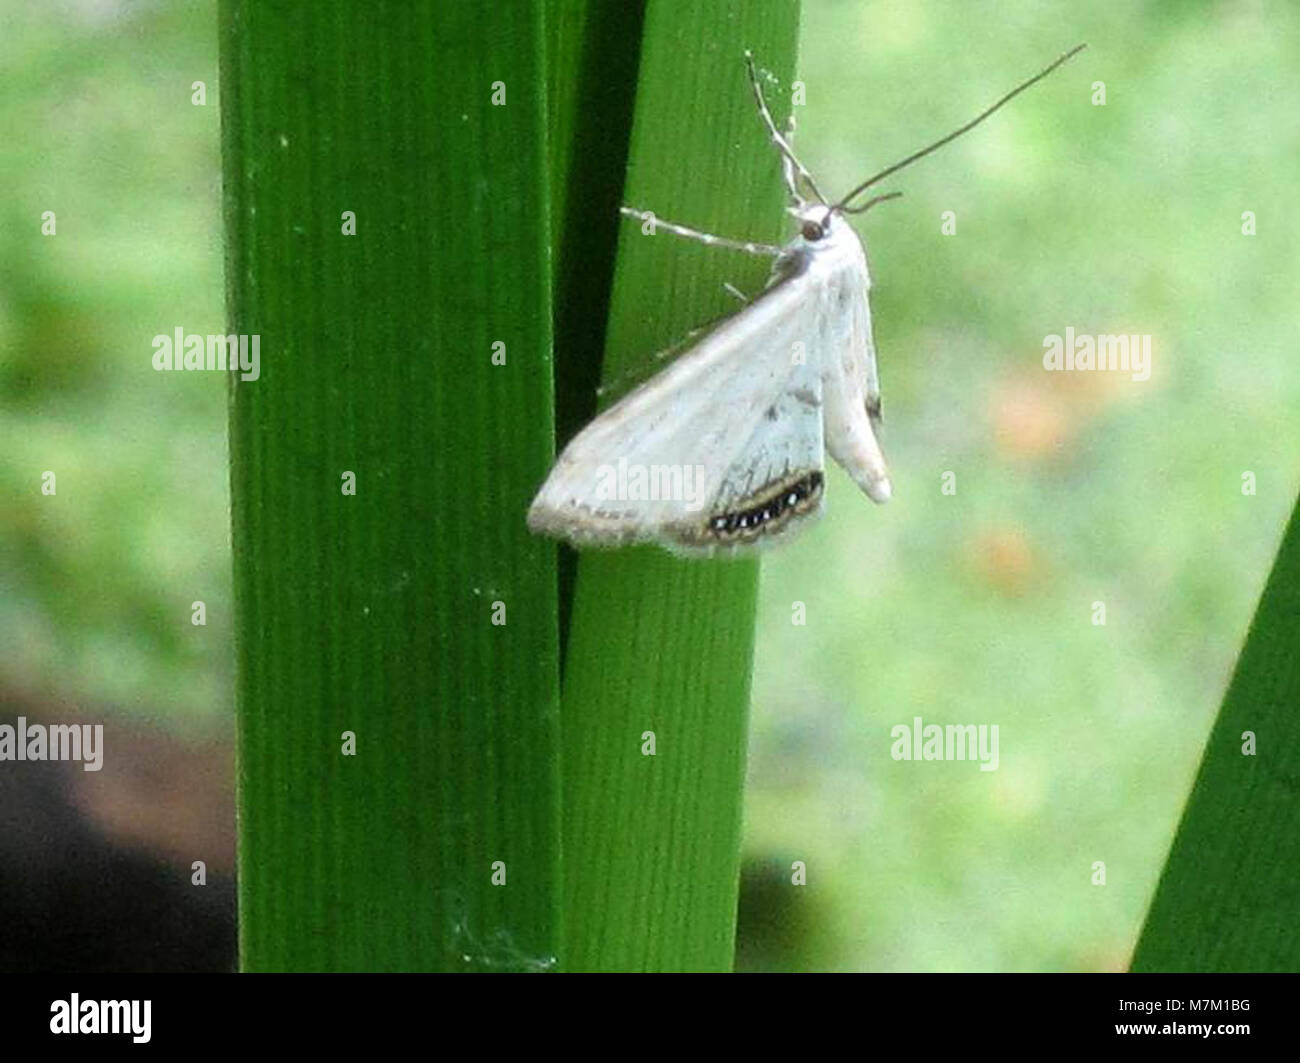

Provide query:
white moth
left=529, top=45, right=1085, bottom=556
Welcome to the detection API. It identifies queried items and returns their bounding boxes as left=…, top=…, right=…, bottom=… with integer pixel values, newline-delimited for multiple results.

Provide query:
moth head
left=790, top=203, right=842, bottom=244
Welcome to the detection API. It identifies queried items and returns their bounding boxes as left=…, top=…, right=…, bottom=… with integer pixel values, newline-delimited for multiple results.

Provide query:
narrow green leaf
left=547, top=2, right=647, bottom=646
left=1132, top=496, right=1300, bottom=971
left=557, top=0, right=802, bottom=972
left=222, top=2, right=560, bottom=971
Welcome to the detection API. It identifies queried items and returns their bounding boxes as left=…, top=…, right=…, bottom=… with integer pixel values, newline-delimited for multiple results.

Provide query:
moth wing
left=528, top=272, right=827, bottom=552
left=859, top=282, right=883, bottom=432
left=665, top=359, right=823, bottom=553
left=821, top=250, right=891, bottom=503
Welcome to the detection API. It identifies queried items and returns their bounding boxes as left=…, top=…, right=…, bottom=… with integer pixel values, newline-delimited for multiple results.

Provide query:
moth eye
left=801, top=221, right=824, bottom=241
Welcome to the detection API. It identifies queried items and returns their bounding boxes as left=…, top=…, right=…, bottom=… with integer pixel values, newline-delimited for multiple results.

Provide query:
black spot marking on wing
left=691, top=469, right=824, bottom=546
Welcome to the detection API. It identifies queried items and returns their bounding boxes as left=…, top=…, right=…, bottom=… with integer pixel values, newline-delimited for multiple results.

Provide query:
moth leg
left=722, top=281, right=748, bottom=304
left=743, top=50, right=825, bottom=205
left=619, top=206, right=780, bottom=257
left=779, top=112, right=804, bottom=206
left=595, top=320, right=705, bottom=400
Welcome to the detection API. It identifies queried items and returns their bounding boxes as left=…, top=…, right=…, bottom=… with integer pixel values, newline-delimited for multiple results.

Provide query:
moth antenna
left=838, top=191, right=903, bottom=216
left=836, top=43, right=1086, bottom=212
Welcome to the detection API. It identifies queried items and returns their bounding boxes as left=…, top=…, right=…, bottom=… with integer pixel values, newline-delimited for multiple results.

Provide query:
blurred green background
left=3, top=0, right=1297, bottom=971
